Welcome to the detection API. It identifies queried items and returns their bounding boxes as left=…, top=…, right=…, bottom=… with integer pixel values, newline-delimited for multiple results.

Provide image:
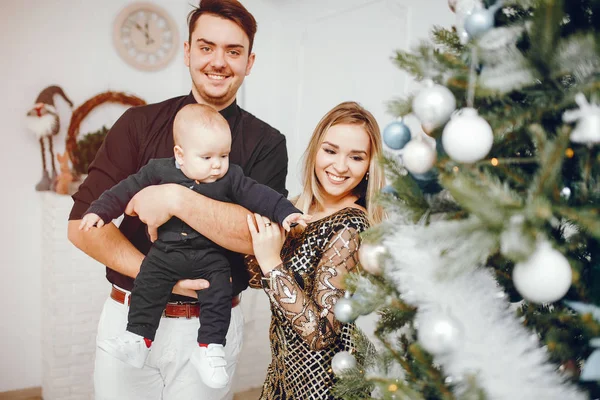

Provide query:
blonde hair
left=295, top=101, right=385, bottom=225
left=173, top=103, right=230, bottom=146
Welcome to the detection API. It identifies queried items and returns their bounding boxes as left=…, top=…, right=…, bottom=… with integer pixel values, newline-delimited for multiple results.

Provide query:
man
left=68, top=1, right=288, bottom=399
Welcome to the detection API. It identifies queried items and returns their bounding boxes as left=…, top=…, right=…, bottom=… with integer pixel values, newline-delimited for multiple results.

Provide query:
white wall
left=0, top=0, right=189, bottom=391
left=0, top=0, right=455, bottom=392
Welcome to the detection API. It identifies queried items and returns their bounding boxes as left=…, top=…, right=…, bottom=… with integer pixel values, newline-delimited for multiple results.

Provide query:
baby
left=80, top=104, right=308, bottom=388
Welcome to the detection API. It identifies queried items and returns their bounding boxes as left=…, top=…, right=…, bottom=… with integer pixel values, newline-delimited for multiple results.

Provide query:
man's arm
left=68, top=221, right=144, bottom=278
left=126, top=184, right=254, bottom=254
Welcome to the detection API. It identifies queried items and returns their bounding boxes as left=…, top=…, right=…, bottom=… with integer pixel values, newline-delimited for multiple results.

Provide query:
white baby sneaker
left=98, top=331, right=151, bottom=369
left=190, top=344, right=229, bottom=389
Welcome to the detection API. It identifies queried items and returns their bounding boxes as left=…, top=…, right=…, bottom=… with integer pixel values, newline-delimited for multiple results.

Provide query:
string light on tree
left=383, top=118, right=412, bottom=150
left=331, top=351, right=357, bottom=376
left=417, top=310, right=464, bottom=355
left=442, top=108, right=494, bottom=163
left=412, top=79, right=456, bottom=133
left=512, top=240, right=573, bottom=304
left=562, top=92, right=600, bottom=145
left=565, top=147, right=575, bottom=158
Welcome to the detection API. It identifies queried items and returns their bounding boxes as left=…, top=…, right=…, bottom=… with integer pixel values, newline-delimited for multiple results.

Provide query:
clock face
left=113, top=2, right=179, bottom=71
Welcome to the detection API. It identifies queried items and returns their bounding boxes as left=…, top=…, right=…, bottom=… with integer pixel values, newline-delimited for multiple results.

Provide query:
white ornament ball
left=442, top=108, right=494, bottom=163
left=334, top=297, right=356, bottom=323
left=331, top=351, right=357, bottom=376
left=402, top=139, right=437, bottom=174
left=513, top=241, right=572, bottom=304
left=358, top=243, right=387, bottom=275
left=412, top=79, right=457, bottom=132
left=417, top=311, right=464, bottom=355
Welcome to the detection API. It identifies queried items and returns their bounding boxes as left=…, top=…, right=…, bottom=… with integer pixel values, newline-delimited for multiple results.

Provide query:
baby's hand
left=79, top=213, right=104, bottom=231
left=282, top=213, right=312, bottom=231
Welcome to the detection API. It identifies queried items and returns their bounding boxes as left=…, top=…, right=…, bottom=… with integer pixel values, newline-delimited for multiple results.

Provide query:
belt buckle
left=168, top=300, right=197, bottom=319
left=163, top=301, right=180, bottom=319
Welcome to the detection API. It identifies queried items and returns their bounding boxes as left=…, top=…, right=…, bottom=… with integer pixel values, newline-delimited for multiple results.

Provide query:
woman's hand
left=247, top=213, right=285, bottom=274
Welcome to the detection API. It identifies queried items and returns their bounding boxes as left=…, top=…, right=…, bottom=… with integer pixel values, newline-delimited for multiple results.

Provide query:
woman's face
left=314, top=123, right=371, bottom=203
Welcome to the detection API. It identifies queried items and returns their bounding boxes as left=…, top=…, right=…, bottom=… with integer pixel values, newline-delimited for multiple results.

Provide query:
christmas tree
left=331, top=0, right=600, bottom=399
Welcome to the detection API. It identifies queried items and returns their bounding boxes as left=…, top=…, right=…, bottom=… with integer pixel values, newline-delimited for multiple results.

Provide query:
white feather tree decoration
left=378, top=218, right=586, bottom=400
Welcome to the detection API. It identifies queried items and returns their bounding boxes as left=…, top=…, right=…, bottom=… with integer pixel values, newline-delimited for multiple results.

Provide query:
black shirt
left=69, top=94, right=289, bottom=298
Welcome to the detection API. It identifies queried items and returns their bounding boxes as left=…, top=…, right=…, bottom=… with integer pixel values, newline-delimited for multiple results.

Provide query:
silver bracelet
left=261, top=263, right=284, bottom=289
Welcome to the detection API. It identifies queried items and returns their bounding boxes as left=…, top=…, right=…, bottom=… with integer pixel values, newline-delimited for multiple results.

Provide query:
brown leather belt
left=110, top=285, right=240, bottom=319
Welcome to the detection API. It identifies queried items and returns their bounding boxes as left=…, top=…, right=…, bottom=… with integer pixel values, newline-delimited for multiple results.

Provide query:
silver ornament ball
left=402, top=139, right=437, bottom=174
left=331, top=351, right=357, bottom=376
left=334, top=297, right=357, bottom=323
left=442, top=108, right=494, bottom=163
left=412, top=80, right=456, bottom=132
left=464, top=8, right=496, bottom=39
left=417, top=311, right=464, bottom=355
left=513, top=240, right=572, bottom=304
left=358, top=243, right=387, bottom=275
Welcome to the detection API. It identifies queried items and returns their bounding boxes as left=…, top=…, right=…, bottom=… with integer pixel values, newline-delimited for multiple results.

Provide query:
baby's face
left=178, top=126, right=231, bottom=183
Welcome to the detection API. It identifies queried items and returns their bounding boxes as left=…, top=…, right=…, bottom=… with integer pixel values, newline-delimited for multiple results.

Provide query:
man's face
left=184, top=14, right=255, bottom=110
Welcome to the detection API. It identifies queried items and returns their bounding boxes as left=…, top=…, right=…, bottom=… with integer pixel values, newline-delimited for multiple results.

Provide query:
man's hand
left=172, top=278, right=210, bottom=298
left=125, top=184, right=182, bottom=242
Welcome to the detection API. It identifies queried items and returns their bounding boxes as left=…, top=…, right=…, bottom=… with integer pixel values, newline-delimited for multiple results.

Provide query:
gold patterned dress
left=257, top=207, right=369, bottom=400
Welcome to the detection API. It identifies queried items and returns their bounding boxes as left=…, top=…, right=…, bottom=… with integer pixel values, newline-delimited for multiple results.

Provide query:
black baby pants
left=127, top=238, right=232, bottom=345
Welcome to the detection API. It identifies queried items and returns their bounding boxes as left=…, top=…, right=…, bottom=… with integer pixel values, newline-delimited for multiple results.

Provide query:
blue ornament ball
left=381, top=185, right=398, bottom=196
left=383, top=120, right=411, bottom=150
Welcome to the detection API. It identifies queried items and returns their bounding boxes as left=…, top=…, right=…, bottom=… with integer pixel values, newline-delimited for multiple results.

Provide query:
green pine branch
left=439, top=169, right=523, bottom=229
left=527, top=0, right=564, bottom=78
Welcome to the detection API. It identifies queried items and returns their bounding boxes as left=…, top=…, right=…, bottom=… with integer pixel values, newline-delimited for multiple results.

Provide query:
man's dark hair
left=188, top=0, right=258, bottom=54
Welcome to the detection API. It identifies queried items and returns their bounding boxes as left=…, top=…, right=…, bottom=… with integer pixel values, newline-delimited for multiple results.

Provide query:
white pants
left=94, top=287, right=244, bottom=400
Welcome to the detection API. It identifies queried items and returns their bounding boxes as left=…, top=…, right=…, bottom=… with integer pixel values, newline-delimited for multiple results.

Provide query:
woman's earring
left=365, top=172, right=369, bottom=181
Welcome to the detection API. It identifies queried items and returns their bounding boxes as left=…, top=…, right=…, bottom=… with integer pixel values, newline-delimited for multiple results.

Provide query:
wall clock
left=113, top=2, right=179, bottom=72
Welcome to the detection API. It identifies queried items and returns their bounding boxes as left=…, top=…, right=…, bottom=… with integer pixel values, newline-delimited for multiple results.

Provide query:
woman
left=246, top=101, right=385, bottom=399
